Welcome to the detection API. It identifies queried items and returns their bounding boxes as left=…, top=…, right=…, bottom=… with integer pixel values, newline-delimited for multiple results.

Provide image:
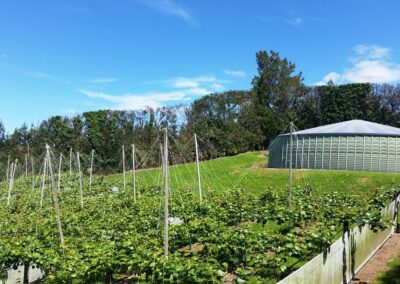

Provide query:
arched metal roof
left=286, top=120, right=400, bottom=136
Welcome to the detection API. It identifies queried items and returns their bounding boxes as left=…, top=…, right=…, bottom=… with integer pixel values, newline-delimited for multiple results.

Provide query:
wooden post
left=132, top=144, right=136, bottom=204
left=77, top=152, right=84, bottom=207
left=69, top=147, right=72, bottom=177
left=345, top=137, right=349, bottom=170
left=31, top=157, right=35, bottom=190
left=300, top=137, right=304, bottom=169
left=307, top=138, right=311, bottom=168
left=329, top=136, right=332, bottom=170
left=13, top=159, right=18, bottom=179
left=25, top=153, right=28, bottom=178
left=163, top=128, right=169, bottom=258
left=89, top=149, right=94, bottom=191
left=288, top=122, right=293, bottom=213
left=295, top=138, right=298, bottom=169
left=40, top=157, right=48, bottom=207
left=122, top=146, right=126, bottom=190
left=337, top=136, right=341, bottom=170
left=194, top=134, right=202, bottom=202
left=45, top=145, right=65, bottom=246
left=396, top=138, right=398, bottom=173
left=57, top=154, right=62, bottom=192
left=7, top=163, right=14, bottom=205
left=6, top=155, right=10, bottom=181
left=321, top=138, right=325, bottom=169
left=160, top=143, right=164, bottom=168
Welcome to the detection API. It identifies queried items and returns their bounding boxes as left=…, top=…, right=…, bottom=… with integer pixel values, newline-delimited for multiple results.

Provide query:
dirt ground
left=350, top=233, right=400, bottom=284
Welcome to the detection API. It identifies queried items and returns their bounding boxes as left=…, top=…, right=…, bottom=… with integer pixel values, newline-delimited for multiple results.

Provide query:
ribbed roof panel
left=286, top=120, right=400, bottom=136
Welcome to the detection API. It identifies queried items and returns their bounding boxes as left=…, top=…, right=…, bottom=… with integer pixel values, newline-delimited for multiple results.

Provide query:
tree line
left=1, top=50, right=400, bottom=173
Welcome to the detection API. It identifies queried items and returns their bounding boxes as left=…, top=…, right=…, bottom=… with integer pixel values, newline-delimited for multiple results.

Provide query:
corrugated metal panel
left=268, top=134, right=400, bottom=173
left=283, top=119, right=400, bottom=136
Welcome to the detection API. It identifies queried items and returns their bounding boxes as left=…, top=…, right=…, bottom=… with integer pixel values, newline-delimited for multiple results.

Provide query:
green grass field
left=107, top=151, right=400, bottom=198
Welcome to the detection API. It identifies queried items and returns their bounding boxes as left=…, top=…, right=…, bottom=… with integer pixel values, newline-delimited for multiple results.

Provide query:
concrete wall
left=277, top=195, right=399, bottom=284
left=1, top=266, right=43, bottom=284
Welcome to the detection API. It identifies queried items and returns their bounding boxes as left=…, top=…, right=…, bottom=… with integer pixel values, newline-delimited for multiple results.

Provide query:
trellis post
left=122, top=146, right=126, bottom=191
left=194, top=134, right=203, bottom=202
left=288, top=122, right=293, bottom=213
left=77, top=152, right=84, bottom=207
left=89, top=149, right=94, bottom=191
left=163, top=128, right=169, bottom=258
left=45, top=144, right=64, bottom=246
left=132, top=144, right=137, bottom=204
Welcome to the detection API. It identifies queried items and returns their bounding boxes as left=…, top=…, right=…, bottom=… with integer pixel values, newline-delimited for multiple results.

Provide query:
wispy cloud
left=353, top=44, right=390, bottom=59
left=170, top=76, right=216, bottom=88
left=211, top=83, right=224, bottom=91
left=26, top=71, right=71, bottom=84
left=223, top=70, right=246, bottom=77
left=286, top=17, right=303, bottom=26
left=138, top=0, right=197, bottom=25
left=81, top=74, right=229, bottom=109
left=80, top=89, right=188, bottom=110
left=0, top=54, right=6, bottom=58
left=62, top=108, right=80, bottom=115
left=256, top=15, right=272, bottom=23
left=27, top=72, right=50, bottom=79
left=316, top=44, right=400, bottom=85
left=90, top=77, right=119, bottom=84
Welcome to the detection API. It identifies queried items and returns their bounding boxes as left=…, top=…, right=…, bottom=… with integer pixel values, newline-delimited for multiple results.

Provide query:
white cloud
left=314, top=72, right=341, bottom=86
left=27, top=72, right=50, bottom=79
left=81, top=73, right=229, bottom=110
left=211, top=83, right=224, bottom=91
left=139, top=0, right=196, bottom=25
left=62, top=108, right=80, bottom=115
left=223, top=70, right=246, bottom=77
left=172, top=78, right=199, bottom=88
left=170, top=75, right=216, bottom=88
left=286, top=17, right=303, bottom=26
left=342, top=60, right=400, bottom=83
left=353, top=44, right=390, bottom=59
left=316, top=44, right=400, bottom=85
left=26, top=71, right=70, bottom=84
left=81, top=89, right=188, bottom=110
left=186, top=87, right=211, bottom=96
left=90, top=77, right=119, bottom=84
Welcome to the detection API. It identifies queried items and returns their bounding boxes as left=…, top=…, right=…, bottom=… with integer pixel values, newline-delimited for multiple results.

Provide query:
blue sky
left=1, top=0, right=400, bottom=132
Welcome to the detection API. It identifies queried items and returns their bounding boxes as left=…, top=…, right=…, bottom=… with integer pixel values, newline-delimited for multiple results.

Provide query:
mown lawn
left=106, top=151, right=400, bottom=198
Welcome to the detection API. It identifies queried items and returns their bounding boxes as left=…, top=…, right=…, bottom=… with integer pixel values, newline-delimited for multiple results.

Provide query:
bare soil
left=350, top=233, right=400, bottom=284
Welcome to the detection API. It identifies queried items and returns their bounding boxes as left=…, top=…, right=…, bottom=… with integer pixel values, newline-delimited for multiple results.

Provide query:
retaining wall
left=278, top=195, right=399, bottom=284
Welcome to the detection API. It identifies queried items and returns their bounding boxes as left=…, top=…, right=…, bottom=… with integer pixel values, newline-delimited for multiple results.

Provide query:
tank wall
left=268, top=134, right=400, bottom=173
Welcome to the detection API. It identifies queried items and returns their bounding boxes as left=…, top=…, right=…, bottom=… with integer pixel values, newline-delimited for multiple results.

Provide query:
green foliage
left=0, top=164, right=398, bottom=283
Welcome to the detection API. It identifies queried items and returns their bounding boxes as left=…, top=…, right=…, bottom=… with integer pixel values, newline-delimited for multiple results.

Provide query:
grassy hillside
left=107, top=151, right=400, bottom=198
